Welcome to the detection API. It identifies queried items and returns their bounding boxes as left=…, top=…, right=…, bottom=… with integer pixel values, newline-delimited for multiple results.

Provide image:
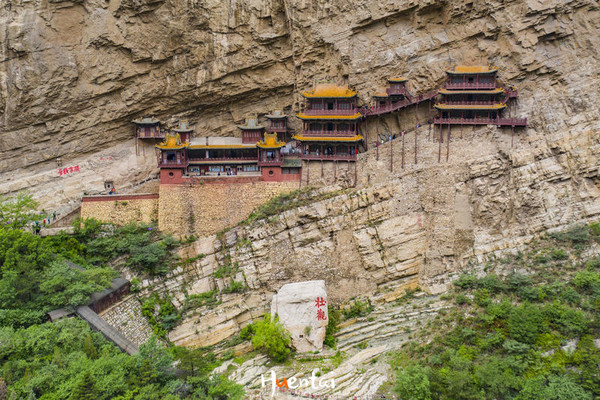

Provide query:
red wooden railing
left=301, top=154, right=357, bottom=161
left=301, top=130, right=356, bottom=136
left=188, top=157, right=257, bottom=162
left=443, top=82, right=497, bottom=90
left=433, top=117, right=527, bottom=126
left=366, top=89, right=438, bottom=116
left=303, top=108, right=358, bottom=116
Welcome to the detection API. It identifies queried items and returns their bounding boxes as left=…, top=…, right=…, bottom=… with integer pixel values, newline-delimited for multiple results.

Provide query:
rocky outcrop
left=271, top=280, right=328, bottom=352
left=2, top=0, right=600, bottom=211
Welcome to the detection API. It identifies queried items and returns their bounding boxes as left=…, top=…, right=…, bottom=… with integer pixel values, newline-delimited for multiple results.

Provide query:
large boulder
left=271, top=280, right=328, bottom=353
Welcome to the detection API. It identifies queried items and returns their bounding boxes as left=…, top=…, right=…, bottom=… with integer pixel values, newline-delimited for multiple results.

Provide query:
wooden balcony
left=438, top=100, right=498, bottom=106
left=301, top=153, right=357, bottom=161
left=303, top=108, right=358, bottom=116
left=444, top=82, right=497, bottom=90
left=258, top=159, right=284, bottom=167
left=267, top=126, right=288, bottom=133
left=301, top=131, right=354, bottom=136
left=188, top=156, right=257, bottom=163
left=386, top=87, right=411, bottom=97
left=158, top=160, right=189, bottom=167
left=433, top=117, right=527, bottom=127
left=367, top=90, right=437, bottom=116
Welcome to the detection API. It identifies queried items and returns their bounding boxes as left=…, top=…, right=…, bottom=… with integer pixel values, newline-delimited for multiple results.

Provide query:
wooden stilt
left=334, top=160, right=337, bottom=181
left=511, top=125, right=515, bottom=148
left=390, top=136, right=394, bottom=172
left=438, top=125, right=442, bottom=163
left=306, top=160, right=310, bottom=186
left=401, top=132, right=405, bottom=169
left=299, top=160, right=303, bottom=188
left=414, top=126, right=418, bottom=165
left=321, top=160, right=324, bottom=177
left=365, top=117, right=369, bottom=151
left=354, top=161, right=357, bottom=187
left=446, top=124, right=451, bottom=162
left=440, top=123, right=444, bottom=143
left=376, top=143, right=379, bottom=161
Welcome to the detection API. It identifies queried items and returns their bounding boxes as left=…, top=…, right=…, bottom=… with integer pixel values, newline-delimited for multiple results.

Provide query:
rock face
left=271, top=280, right=328, bottom=352
left=2, top=0, right=600, bottom=212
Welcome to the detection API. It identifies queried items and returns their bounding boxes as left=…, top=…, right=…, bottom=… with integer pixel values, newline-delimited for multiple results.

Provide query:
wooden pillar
left=446, top=124, right=451, bottom=162
left=365, top=116, right=369, bottom=151
left=438, top=125, right=442, bottom=163
left=306, top=160, right=310, bottom=186
left=334, top=160, right=337, bottom=180
left=511, top=125, right=515, bottom=148
left=376, top=143, right=379, bottom=161
left=414, top=126, right=418, bottom=165
left=401, top=131, right=405, bottom=169
left=390, top=135, right=394, bottom=172
left=354, top=161, right=357, bottom=187
left=321, top=159, right=324, bottom=177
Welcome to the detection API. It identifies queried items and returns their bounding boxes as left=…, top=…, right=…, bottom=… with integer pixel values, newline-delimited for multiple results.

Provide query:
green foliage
left=240, top=187, right=345, bottom=226
left=76, top=220, right=178, bottom=275
left=141, top=295, right=181, bottom=339
left=395, top=365, right=432, bottom=400
left=183, top=291, right=219, bottom=314
left=221, top=280, right=246, bottom=294
left=392, top=224, right=600, bottom=400
left=212, top=263, right=239, bottom=279
left=342, top=299, right=374, bottom=320
left=0, top=227, right=114, bottom=327
left=324, top=305, right=341, bottom=348
left=250, top=314, right=292, bottom=362
left=0, top=193, right=39, bottom=229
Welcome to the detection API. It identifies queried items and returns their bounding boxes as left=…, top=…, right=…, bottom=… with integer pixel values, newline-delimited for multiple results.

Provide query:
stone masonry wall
left=99, top=295, right=153, bottom=347
left=80, top=196, right=159, bottom=225
left=158, top=181, right=298, bottom=237
left=301, top=160, right=358, bottom=188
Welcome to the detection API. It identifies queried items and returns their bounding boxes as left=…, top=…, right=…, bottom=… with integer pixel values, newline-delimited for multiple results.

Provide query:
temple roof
left=257, top=132, right=285, bottom=149
left=434, top=103, right=506, bottom=110
left=388, top=77, right=408, bottom=82
left=301, top=83, right=357, bottom=98
left=446, top=66, right=498, bottom=75
left=132, top=116, right=160, bottom=125
left=266, top=109, right=287, bottom=119
left=438, top=88, right=504, bottom=95
left=237, top=116, right=264, bottom=130
left=296, top=112, right=363, bottom=120
left=292, top=134, right=363, bottom=142
left=173, top=120, right=193, bottom=133
left=155, top=133, right=188, bottom=150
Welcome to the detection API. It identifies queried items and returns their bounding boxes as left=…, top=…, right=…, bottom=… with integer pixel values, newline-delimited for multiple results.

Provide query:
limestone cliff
left=2, top=0, right=599, bottom=213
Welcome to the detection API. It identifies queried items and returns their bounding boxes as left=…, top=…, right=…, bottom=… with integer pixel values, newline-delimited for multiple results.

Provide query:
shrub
left=342, top=299, right=373, bottom=320
left=221, top=280, right=246, bottom=294
left=572, top=270, right=600, bottom=291
left=453, top=274, right=478, bottom=289
left=507, top=303, right=545, bottom=344
left=395, top=365, right=432, bottom=400
left=250, top=314, right=291, bottom=362
left=455, top=293, right=470, bottom=305
left=324, top=305, right=341, bottom=348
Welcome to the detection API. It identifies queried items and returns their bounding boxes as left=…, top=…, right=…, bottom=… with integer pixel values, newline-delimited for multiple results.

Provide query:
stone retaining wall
left=158, top=181, right=298, bottom=237
left=80, top=194, right=159, bottom=224
left=99, top=295, right=153, bottom=347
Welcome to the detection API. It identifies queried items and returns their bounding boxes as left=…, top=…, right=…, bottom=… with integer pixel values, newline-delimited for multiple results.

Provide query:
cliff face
left=2, top=0, right=598, bottom=181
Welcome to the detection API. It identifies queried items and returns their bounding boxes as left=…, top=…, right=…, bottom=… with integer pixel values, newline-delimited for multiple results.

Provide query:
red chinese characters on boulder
left=57, top=165, right=80, bottom=176
left=315, top=296, right=327, bottom=321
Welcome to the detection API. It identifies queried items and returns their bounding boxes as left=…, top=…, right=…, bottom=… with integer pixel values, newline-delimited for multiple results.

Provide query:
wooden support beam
left=446, top=124, right=451, bottom=162
left=390, top=136, right=394, bottom=172
left=401, top=132, right=405, bottom=169
left=414, top=126, right=418, bottom=165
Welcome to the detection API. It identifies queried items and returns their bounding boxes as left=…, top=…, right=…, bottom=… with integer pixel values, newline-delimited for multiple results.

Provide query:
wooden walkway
left=76, top=306, right=139, bottom=355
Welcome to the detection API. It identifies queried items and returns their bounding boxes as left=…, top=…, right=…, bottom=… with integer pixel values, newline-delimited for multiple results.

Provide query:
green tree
left=395, top=365, right=432, bottom=400
left=250, top=314, right=291, bottom=362
left=0, top=193, right=39, bottom=229
left=70, top=371, right=100, bottom=400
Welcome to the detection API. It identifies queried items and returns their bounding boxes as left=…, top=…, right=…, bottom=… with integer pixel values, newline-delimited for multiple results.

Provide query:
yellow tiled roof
left=447, top=66, right=498, bottom=74
left=257, top=132, right=285, bottom=149
left=388, top=77, right=408, bottom=82
left=438, top=88, right=504, bottom=95
left=373, top=92, right=389, bottom=97
left=296, top=113, right=362, bottom=120
left=155, top=133, right=189, bottom=150
left=301, top=83, right=357, bottom=98
left=292, top=134, right=363, bottom=142
left=434, top=103, right=506, bottom=110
